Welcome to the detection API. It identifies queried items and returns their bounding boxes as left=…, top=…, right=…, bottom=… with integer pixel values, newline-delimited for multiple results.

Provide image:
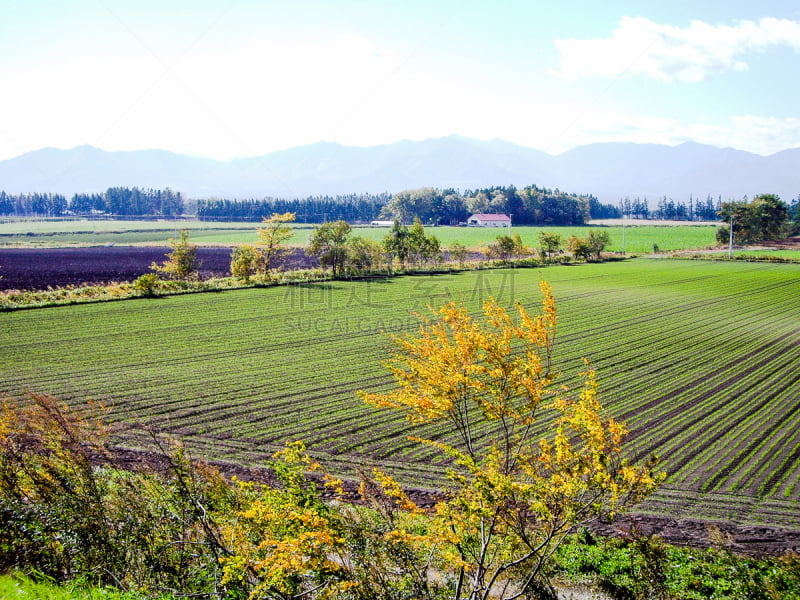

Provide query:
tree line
left=197, top=185, right=620, bottom=225
left=149, top=215, right=615, bottom=291
left=5, top=184, right=796, bottom=227
left=0, top=192, right=68, bottom=217
left=617, top=193, right=800, bottom=223
left=371, top=184, right=617, bottom=225
left=620, top=195, right=722, bottom=221
left=225, top=215, right=616, bottom=286
left=196, top=193, right=390, bottom=222
left=0, top=187, right=185, bottom=217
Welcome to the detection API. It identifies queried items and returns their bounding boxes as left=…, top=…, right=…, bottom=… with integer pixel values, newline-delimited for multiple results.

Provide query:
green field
left=191, top=223, right=718, bottom=253
left=704, top=249, right=800, bottom=261
left=0, top=217, right=720, bottom=253
left=2, top=259, right=799, bottom=527
left=0, top=219, right=262, bottom=246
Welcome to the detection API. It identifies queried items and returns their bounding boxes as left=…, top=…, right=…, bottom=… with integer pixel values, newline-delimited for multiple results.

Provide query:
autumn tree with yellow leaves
left=219, top=441, right=356, bottom=599
left=257, top=212, right=296, bottom=276
left=150, top=229, right=198, bottom=280
left=360, top=281, right=662, bottom=599
left=218, top=441, right=451, bottom=600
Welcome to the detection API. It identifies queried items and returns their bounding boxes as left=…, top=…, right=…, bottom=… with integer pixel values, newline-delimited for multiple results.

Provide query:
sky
left=1, top=0, right=799, bottom=161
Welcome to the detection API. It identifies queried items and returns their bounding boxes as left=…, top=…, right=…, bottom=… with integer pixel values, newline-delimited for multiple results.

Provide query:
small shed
left=467, top=213, right=511, bottom=227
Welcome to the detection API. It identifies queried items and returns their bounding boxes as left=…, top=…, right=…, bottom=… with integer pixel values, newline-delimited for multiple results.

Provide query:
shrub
left=149, top=229, right=198, bottom=280
left=0, top=394, right=239, bottom=597
left=132, top=273, right=161, bottom=297
left=230, top=244, right=259, bottom=282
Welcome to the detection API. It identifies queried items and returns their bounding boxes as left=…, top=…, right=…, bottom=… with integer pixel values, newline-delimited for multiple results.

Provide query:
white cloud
left=543, top=113, right=800, bottom=156
left=723, top=116, right=800, bottom=155
left=555, top=16, right=800, bottom=82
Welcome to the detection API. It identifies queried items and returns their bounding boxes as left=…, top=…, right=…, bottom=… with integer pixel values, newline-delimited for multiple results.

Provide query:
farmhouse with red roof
left=467, top=213, right=511, bottom=227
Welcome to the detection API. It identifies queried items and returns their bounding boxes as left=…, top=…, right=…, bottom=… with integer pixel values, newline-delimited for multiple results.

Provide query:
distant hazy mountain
left=1, top=136, right=797, bottom=203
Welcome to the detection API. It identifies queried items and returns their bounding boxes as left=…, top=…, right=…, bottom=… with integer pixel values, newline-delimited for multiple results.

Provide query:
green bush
left=0, top=393, right=242, bottom=598
left=132, top=273, right=161, bottom=297
left=552, top=530, right=800, bottom=599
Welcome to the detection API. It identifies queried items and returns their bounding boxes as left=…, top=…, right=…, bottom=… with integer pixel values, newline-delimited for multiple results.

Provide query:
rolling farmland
left=1, top=259, right=799, bottom=527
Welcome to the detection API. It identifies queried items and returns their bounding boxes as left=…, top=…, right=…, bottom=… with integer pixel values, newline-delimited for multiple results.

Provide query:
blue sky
left=1, top=0, right=798, bottom=160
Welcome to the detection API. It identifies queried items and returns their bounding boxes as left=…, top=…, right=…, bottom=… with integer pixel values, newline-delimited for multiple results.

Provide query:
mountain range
left=0, top=136, right=797, bottom=203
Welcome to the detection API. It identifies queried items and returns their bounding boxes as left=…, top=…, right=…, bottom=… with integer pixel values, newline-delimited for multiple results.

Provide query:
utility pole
left=728, top=213, right=734, bottom=259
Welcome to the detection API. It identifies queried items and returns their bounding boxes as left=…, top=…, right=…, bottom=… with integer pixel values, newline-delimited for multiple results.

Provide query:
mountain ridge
left=0, top=136, right=797, bottom=203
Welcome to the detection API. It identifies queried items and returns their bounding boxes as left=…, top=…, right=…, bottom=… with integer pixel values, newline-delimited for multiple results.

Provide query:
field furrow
left=3, top=259, right=799, bottom=527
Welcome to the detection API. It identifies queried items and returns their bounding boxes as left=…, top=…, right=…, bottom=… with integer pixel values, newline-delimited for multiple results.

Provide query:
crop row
left=2, top=259, right=799, bottom=526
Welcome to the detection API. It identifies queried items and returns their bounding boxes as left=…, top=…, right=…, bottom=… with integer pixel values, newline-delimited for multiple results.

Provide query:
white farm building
left=467, top=213, right=511, bottom=227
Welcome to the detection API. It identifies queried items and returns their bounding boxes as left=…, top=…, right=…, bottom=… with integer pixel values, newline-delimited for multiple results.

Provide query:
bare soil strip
left=105, top=444, right=800, bottom=555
